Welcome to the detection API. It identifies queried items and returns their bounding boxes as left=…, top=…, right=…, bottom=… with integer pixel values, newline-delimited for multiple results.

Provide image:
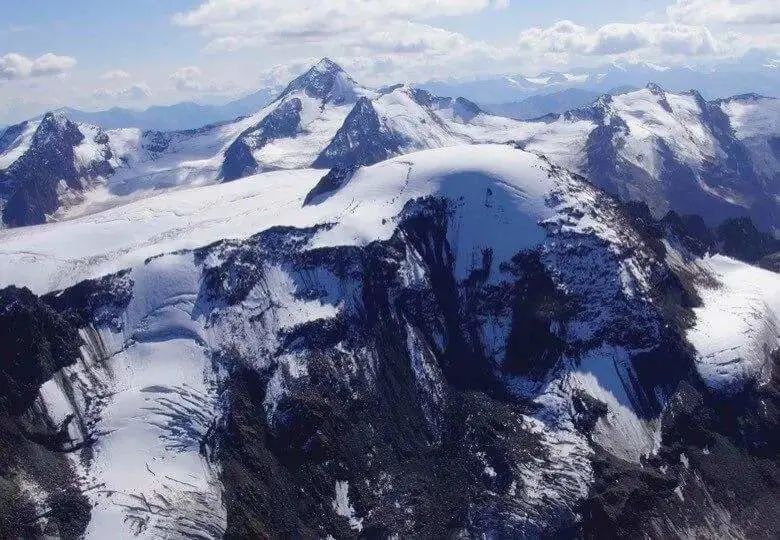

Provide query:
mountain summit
left=276, top=57, right=371, bottom=104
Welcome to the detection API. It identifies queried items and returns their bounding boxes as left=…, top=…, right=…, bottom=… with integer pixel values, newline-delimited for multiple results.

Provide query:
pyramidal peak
left=276, top=57, right=374, bottom=105
left=311, top=57, right=344, bottom=74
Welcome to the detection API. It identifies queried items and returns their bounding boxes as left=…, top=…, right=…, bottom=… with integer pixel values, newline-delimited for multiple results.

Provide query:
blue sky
left=1, top=1, right=777, bottom=123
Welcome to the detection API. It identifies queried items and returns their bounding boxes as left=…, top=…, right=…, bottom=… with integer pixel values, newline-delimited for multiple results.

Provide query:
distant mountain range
left=52, top=87, right=278, bottom=131
left=421, top=56, right=779, bottom=106
left=13, top=53, right=776, bottom=134
left=483, top=88, right=604, bottom=120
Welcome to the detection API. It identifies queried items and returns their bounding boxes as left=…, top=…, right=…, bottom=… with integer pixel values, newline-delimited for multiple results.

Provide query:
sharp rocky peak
left=277, top=57, right=363, bottom=104
left=645, top=82, right=666, bottom=95
left=33, top=111, right=83, bottom=148
left=311, top=57, right=344, bottom=74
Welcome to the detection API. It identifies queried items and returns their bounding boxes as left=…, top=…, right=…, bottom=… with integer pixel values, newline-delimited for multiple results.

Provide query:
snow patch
left=332, top=481, right=363, bottom=532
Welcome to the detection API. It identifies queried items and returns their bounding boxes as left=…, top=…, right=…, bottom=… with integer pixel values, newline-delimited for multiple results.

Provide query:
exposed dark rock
left=452, top=97, right=481, bottom=122
left=661, top=211, right=717, bottom=256
left=0, top=285, right=92, bottom=538
left=256, top=98, right=303, bottom=140
left=758, top=251, right=780, bottom=272
left=716, top=216, right=780, bottom=264
left=0, top=287, right=82, bottom=416
left=500, top=251, right=572, bottom=379
left=43, top=270, right=133, bottom=330
left=303, top=166, right=356, bottom=206
left=571, top=390, right=609, bottom=435
left=221, top=98, right=304, bottom=181
left=221, top=137, right=258, bottom=182
left=580, top=444, right=679, bottom=539
left=313, top=97, right=405, bottom=169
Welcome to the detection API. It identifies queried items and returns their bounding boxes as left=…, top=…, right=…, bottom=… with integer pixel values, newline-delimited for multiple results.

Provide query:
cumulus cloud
left=0, top=52, right=76, bottom=80
left=170, top=0, right=772, bottom=83
left=170, top=66, right=207, bottom=92
left=169, top=65, right=235, bottom=94
left=100, top=69, right=131, bottom=80
left=173, top=0, right=508, bottom=53
left=171, top=0, right=515, bottom=83
left=518, top=21, right=718, bottom=58
left=668, top=0, right=780, bottom=25
left=93, top=83, right=152, bottom=101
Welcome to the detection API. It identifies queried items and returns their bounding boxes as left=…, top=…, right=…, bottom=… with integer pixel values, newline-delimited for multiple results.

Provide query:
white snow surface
left=332, top=481, right=363, bottom=532
left=250, top=93, right=354, bottom=169
left=37, top=254, right=226, bottom=538
left=719, top=95, right=780, bottom=190
left=688, top=255, right=780, bottom=394
left=571, top=345, right=660, bottom=461
left=609, top=89, right=719, bottom=179
left=0, top=144, right=565, bottom=294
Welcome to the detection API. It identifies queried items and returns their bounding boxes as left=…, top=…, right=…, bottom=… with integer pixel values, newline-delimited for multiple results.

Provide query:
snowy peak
left=277, top=57, right=371, bottom=104
left=645, top=82, right=666, bottom=96
left=312, top=56, right=343, bottom=74
left=32, top=111, right=84, bottom=149
left=0, top=112, right=114, bottom=227
left=313, top=86, right=468, bottom=169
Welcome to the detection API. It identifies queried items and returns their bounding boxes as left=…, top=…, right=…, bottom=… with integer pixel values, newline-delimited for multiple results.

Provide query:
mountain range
left=54, top=86, right=277, bottom=131
left=422, top=54, right=779, bottom=105
left=0, top=58, right=778, bottom=538
left=1, top=59, right=777, bottom=232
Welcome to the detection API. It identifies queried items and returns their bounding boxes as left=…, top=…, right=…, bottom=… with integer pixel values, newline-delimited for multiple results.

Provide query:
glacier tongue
left=37, top=254, right=226, bottom=538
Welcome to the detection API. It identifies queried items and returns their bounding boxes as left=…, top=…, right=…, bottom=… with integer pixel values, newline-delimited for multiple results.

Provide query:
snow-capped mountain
left=2, top=59, right=776, bottom=236
left=0, top=112, right=115, bottom=227
left=220, top=58, right=378, bottom=180
left=1, top=143, right=777, bottom=537
left=507, top=86, right=779, bottom=233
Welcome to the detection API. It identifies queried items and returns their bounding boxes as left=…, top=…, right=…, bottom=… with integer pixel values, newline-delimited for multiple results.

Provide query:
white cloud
left=100, top=69, right=131, bottom=80
left=169, top=65, right=235, bottom=94
left=171, top=0, right=516, bottom=83
left=0, top=52, right=76, bottom=80
left=93, top=82, right=152, bottom=101
left=173, top=0, right=508, bottom=53
left=668, top=0, right=780, bottom=25
left=170, top=0, right=747, bottom=84
left=517, top=21, right=718, bottom=59
left=170, top=66, right=204, bottom=91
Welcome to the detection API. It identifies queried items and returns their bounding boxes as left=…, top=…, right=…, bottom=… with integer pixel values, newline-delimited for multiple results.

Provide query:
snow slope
left=688, top=254, right=780, bottom=395
left=0, top=120, right=37, bottom=170
left=0, top=145, right=571, bottom=293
